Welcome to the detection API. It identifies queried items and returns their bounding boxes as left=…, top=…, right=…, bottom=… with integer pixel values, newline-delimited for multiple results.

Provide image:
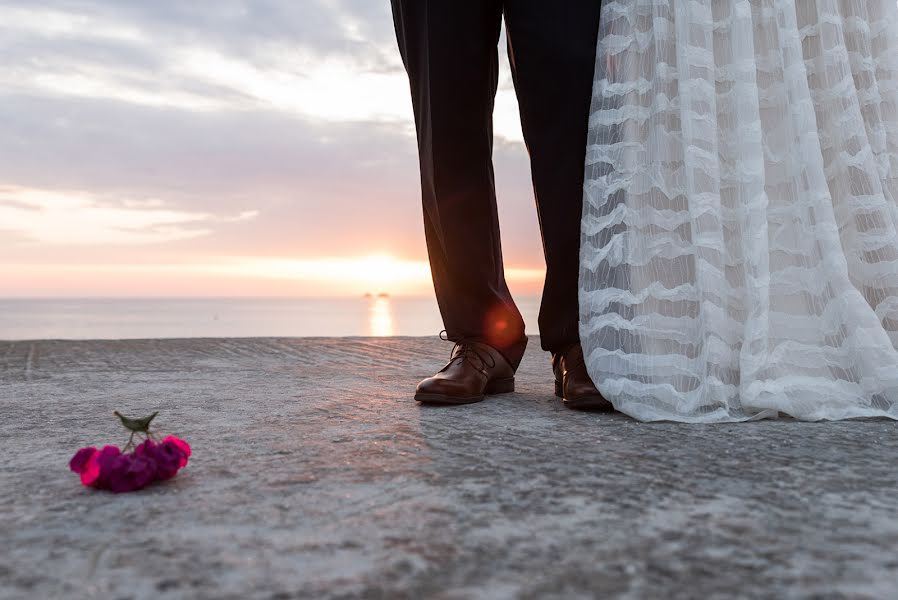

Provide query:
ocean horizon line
left=0, top=296, right=543, bottom=340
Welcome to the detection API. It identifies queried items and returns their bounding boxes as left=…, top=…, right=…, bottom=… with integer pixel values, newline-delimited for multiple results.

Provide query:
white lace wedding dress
left=579, top=0, right=898, bottom=421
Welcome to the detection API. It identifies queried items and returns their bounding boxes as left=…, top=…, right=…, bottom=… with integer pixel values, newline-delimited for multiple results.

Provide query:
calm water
left=0, top=296, right=543, bottom=340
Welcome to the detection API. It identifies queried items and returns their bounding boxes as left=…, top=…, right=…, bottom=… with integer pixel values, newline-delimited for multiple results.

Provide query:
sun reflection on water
left=368, top=295, right=395, bottom=336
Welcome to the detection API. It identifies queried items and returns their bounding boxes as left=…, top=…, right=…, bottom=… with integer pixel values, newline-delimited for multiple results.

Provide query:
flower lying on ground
left=69, top=412, right=191, bottom=493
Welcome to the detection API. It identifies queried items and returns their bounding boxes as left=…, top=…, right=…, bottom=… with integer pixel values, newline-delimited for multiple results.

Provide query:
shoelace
left=439, top=330, right=496, bottom=376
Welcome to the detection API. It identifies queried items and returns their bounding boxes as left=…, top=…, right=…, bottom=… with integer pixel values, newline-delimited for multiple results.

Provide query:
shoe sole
left=415, top=377, right=515, bottom=405
left=555, top=381, right=614, bottom=411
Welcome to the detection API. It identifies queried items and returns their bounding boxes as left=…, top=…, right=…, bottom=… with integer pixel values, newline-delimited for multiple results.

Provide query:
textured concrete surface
left=2, top=337, right=898, bottom=600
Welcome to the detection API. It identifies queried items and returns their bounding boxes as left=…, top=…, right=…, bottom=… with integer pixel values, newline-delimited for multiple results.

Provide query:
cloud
left=0, top=5, right=148, bottom=43
left=0, top=93, right=428, bottom=256
left=0, top=185, right=256, bottom=245
left=0, top=0, right=541, bottom=297
left=0, top=1, right=524, bottom=137
left=0, top=3, right=408, bottom=119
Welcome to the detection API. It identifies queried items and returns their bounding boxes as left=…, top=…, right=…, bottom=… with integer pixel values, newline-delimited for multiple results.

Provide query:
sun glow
left=368, top=295, right=396, bottom=336
left=2, top=255, right=546, bottom=297
left=219, top=254, right=432, bottom=290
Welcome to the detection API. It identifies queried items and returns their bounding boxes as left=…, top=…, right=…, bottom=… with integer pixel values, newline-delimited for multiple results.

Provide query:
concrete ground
left=2, top=337, right=898, bottom=600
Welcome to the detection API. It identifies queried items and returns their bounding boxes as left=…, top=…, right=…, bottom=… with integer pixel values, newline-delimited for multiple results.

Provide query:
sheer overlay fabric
left=580, top=0, right=898, bottom=421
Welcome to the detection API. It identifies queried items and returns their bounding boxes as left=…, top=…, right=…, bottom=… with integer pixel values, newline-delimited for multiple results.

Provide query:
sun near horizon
left=3, top=253, right=546, bottom=298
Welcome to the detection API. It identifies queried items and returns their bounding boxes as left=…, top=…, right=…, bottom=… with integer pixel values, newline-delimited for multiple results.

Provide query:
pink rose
left=143, top=440, right=183, bottom=480
left=69, top=430, right=191, bottom=492
left=133, top=439, right=156, bottom=459
left=106, top=453, right=157, bottom=493
left=163, top=436, right=191, bottom=468
left=69, top=447, right=97, bottom=474
left=82, top=445, right=122, bottom=488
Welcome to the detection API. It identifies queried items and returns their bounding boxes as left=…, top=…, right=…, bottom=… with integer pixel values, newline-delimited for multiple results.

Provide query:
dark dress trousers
left=391, top=0, right=601, bottom=370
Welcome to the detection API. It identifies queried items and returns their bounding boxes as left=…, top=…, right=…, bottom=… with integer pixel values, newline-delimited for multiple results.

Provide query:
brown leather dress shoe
left=415, top=341, right=516, bottom=405
left=552, top=343, right=613, bottom=410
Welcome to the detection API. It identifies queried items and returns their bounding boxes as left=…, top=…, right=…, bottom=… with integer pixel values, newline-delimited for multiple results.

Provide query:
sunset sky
left=0, top=1, right=546, bottom=297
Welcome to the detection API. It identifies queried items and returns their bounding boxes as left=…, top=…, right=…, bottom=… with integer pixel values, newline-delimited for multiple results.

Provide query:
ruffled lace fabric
left=579, top=0, right=898, bottom=421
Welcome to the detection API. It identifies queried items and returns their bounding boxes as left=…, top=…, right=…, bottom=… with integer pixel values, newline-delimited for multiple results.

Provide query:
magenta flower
left=69, top=447, right=97, bottom=474
left=133, top=439, right=175, bottom=480
left=153, top=444, right=182, bottom=480
left=164, top=436, right=191, bottom=467
left=82, top=446, right=123, bottom=488
left=69, top=412, right=191, bottom=493
left=106, top=453, right=158, bottom=493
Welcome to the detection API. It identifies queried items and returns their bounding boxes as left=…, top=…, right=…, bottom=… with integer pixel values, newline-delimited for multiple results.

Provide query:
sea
left=0, top=296, right=543, bottom=340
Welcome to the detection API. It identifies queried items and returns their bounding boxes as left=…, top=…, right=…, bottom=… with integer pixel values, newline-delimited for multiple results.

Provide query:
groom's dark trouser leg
left=503, top=1, right=602, bottom=354
left=391, top=0, right=528, bottom=369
